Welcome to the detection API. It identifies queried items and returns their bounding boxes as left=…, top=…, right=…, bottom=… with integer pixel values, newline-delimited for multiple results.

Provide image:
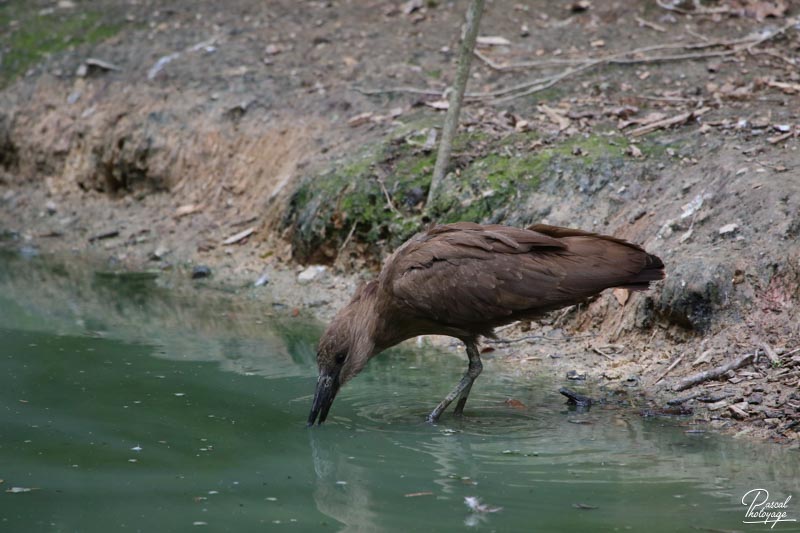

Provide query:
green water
left=0, top=249, right=798, bottom=532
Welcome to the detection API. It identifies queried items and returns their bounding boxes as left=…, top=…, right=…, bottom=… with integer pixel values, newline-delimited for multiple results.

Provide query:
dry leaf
left=626, top=145, right=643, bottom=159
left=504, top=398, right=526, bottom=409
left=424, top=99, right=449, bottom=110
left=174, top=203, right=204, bottom=218
left=538, top=104, right=570, bottom=130
left=347, top=112, right=374, bottom=127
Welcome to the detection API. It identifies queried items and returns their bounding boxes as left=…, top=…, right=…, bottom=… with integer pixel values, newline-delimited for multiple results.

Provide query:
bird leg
left=427, top=341, right=483, bottom=423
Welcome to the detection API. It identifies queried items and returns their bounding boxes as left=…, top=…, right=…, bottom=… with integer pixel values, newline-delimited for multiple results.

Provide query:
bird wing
left=380, top=223, right=568, bottom=326
left=380, top=222, right=658, bottom=329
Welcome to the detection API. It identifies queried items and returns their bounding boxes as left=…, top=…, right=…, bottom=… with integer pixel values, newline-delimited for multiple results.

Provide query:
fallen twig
left=592, top=345, right=614, bottom=360
left=673, top=352, right=755, bottom=391
left=376, top=177, right=400, bottom=215
left=354, top=85, right=447, bottom=97
left=628, top=107, right=709, bottom=137
left=338, top=221, right=358, bottom=254
left=656, top=0, right=729, bottom=16
left=88, top=229, right=120, bottom=243
left=666, top=390, right=705, bottom=405
left=759, top=341, right=780, bottom=365
left=656, top=352, right=686, bottom=383
left=635, top=16, right=667, bottom=33
left=491, top=61, right=598, bottom=104
left=474, top=30, right=783, bottom=72
left=222, top=226, right=255, bottom=245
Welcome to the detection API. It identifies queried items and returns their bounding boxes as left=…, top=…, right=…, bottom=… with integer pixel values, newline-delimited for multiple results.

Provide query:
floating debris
left=6, top=487, right=37, bottom=493
left=573, top=503, right=598, bottom=510
left=464, top=496, right=502, bottom=513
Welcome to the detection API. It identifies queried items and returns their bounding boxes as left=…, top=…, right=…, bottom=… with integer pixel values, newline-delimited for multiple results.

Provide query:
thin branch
left=376, top=177, right=401, bottom=215
left=634, top=95, right=696, bottom=103
left=358, top=19, right=796, bottom=106
left=656, top=352, right=686, bottom=384
left=474, top=34, right=765, bottom=72
left=673, top=352, right=755, bottom=391
left=354, top=86, right=445, bottom=97
left=656, top=0, right=729, bottom=16
left=338, top=221, right=358, bottom=254
left=474, top=48, right=586, bottom=70
left=491, top=61, right=598, bottom=104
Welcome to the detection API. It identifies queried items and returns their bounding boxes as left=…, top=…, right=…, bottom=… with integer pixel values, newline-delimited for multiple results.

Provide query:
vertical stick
left=427, top=0, right=485, bottom=210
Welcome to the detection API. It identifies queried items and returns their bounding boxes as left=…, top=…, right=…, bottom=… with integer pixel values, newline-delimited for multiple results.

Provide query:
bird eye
left=335, top=352, right=347, bottom=364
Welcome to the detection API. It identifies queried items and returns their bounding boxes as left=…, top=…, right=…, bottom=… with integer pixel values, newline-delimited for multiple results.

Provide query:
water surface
left=0, top=249, right=798, bottom=532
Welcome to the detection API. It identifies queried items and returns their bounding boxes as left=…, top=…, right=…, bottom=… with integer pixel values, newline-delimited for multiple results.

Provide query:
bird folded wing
left=383, top=225, right=570, bottom=325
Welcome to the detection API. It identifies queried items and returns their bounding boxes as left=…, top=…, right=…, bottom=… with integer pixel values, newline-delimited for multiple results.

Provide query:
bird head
left=307, top=283, right=378, bottom=426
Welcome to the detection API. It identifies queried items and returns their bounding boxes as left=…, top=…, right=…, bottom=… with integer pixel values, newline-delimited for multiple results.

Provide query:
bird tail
left=614, top=252, right=665, bottom=291
left=528, top=223, right=665, bottom=291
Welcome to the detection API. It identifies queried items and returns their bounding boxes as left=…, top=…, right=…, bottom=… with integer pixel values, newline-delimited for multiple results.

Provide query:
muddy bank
left=1, top=0, right=799, bottom=443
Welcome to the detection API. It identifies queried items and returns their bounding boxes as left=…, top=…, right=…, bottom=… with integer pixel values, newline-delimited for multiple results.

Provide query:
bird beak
left=307, top=372, right=340, bottom=426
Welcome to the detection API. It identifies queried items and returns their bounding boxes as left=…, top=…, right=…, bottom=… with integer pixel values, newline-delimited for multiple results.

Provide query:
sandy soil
left=1, top=0, right=799, bottom=444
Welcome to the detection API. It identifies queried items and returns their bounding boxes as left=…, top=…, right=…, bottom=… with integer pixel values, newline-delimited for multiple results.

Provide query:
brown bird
left=307, top=222, right=664, bottom=425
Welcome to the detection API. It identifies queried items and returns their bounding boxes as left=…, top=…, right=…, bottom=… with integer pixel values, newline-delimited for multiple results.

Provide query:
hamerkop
left=307, top=222, right=664, bottom=425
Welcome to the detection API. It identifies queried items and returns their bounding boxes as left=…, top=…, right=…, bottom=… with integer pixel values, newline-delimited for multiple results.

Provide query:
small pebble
left=191, top=265, right=212, bottom=279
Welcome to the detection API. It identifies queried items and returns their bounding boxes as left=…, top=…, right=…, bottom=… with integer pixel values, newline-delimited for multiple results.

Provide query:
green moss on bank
left=283, top=125, right=642, bottom=265
left=0, top=1, right=123, bottom=87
